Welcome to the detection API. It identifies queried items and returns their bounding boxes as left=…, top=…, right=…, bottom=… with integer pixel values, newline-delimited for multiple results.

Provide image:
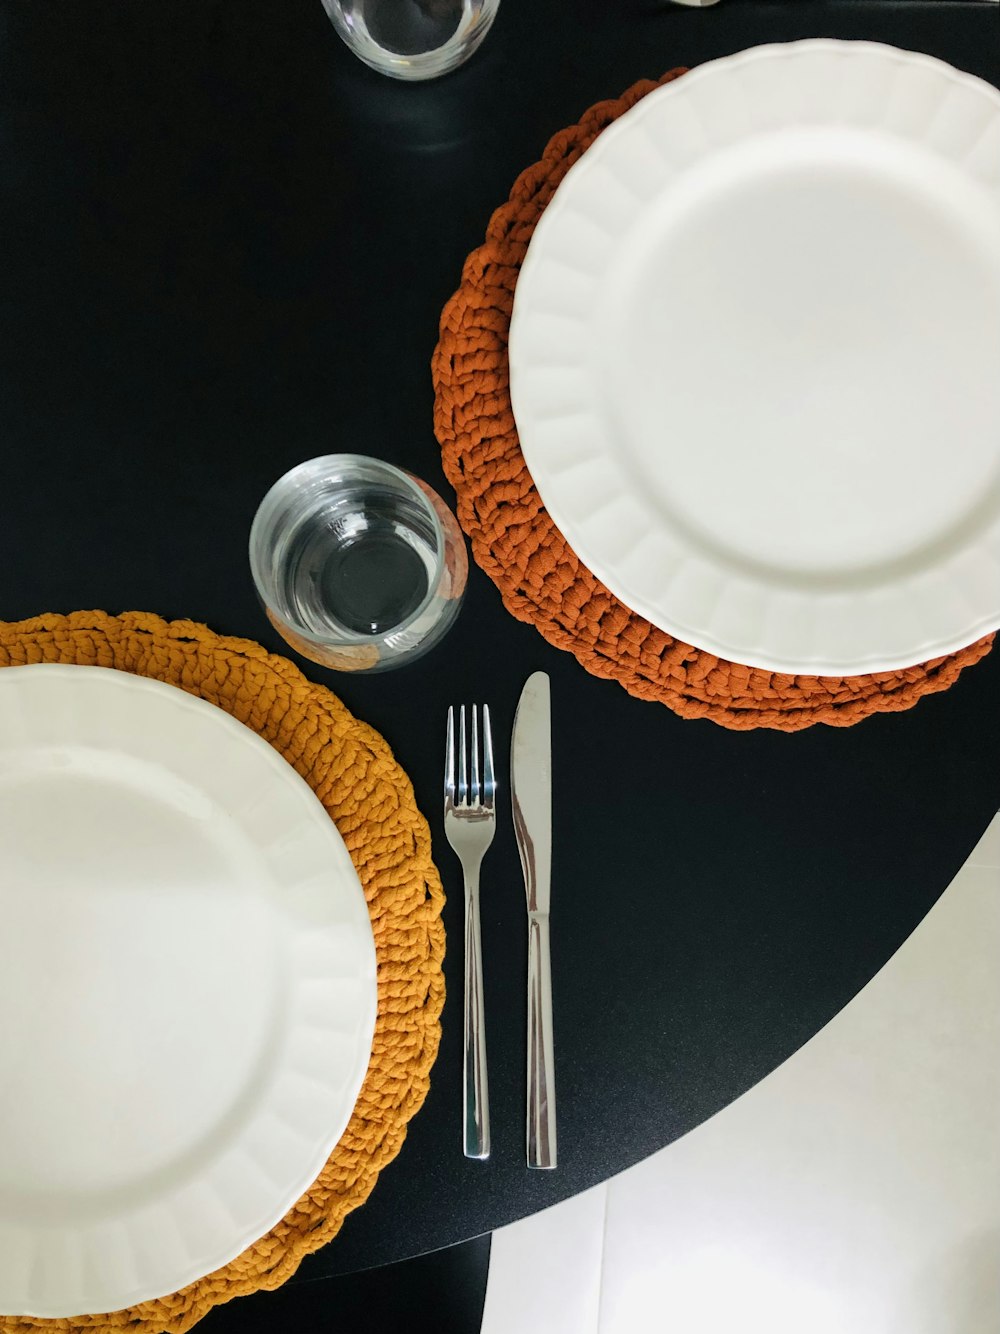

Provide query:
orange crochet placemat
left=432, top=70, right=994, bottom=731
left=0, top=610, right=445, bottom=1334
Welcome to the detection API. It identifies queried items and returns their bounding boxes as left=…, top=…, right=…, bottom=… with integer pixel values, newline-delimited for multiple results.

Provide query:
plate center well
left=602, top=126, right=1000, bottom=583
left=0, top=747, right=281, bottom=1217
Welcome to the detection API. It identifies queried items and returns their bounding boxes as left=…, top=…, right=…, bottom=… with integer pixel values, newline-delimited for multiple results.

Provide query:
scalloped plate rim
left=0, top=664, right=378, bottom=1317
left=509, top=40, right=1000, bottom=675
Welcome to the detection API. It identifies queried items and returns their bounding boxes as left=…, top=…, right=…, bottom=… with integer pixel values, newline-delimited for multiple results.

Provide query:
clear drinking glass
left=250, top=455, right=468, bottom=673
left=321, top=0, right=500, bottom=81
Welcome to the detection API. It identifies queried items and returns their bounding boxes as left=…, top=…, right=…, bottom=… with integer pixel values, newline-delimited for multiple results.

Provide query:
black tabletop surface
left=1, top=0, right=999, bottom=1295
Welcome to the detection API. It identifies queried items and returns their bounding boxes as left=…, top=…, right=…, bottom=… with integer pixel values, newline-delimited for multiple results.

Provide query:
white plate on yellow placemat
left=0, top=665, right=377, bottom=1317
left=510, top=40, right=1000, bottom=675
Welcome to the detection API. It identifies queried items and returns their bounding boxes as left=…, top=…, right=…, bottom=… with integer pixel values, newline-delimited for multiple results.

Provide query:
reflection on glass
left=321, top=0, right=500, bottom=81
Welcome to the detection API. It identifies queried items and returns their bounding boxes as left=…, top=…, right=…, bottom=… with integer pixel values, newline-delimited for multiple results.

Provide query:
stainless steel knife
left=511, top=671, right=557, bottom=1170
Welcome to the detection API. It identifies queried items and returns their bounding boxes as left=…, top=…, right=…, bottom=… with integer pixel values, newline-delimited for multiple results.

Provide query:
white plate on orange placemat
left=0, top=665, right=377, bottom=1317
left=509, top=41, right=1000, bottom=675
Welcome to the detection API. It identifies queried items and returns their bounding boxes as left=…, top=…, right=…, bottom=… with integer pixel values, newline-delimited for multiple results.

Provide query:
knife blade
left=511, top=671, right=556, bottom=1168
left=512, top=672, right=552, bottom=916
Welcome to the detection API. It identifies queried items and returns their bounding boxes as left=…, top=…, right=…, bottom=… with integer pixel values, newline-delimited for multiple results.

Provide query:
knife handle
left=464, top=868, right=490, bottom=1160
left=527, top=913, right=557, bottom=1169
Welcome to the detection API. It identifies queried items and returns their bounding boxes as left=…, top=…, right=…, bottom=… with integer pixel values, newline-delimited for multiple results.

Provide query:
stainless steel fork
left=444, top=704, right=495, bottom=1160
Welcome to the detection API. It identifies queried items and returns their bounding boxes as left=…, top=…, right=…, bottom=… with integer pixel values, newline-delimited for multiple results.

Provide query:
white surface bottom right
left=482, top=811, right=1000, bottom=1334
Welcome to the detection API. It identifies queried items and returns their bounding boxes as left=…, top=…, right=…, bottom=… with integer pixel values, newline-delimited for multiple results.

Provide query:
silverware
left=511, top=672, right=557, bottom=1170
left=444, top=704, right=495, bottom=1160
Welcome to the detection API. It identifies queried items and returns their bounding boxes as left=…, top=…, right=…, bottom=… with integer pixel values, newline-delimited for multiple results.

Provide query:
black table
left=2, top=0, right=998, bottom=1309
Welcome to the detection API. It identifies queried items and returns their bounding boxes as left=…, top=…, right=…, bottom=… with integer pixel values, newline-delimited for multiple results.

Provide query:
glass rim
left=249, top=453, right=448, bottom=647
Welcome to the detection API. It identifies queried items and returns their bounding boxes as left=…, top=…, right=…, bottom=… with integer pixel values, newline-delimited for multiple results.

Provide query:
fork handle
left=464, top=869, right=490, bottom=1159
left=527, top=912, right=557, bottom=1169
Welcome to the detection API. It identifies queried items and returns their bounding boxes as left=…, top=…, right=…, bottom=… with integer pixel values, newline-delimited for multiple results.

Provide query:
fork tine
left=445, top=706, right=455, bottom=803
left=471, top=706, right=480, bottom=806
left=482, top=704, right=495, bottom=807
left=458, top=705, right=468, bottom=805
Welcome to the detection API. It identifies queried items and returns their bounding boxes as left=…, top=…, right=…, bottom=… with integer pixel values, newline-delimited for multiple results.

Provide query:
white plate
left=509, top=41, right=1000, bottom=675
left=0, top=665, right=377, bottom=1317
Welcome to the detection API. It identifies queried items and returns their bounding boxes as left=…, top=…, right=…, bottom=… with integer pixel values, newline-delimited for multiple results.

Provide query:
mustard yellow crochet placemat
left=432, top=70, right=995, bottom=731
left=0, top=610, right=445, bottom=1334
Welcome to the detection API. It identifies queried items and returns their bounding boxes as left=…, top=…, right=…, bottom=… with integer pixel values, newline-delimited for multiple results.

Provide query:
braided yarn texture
left=432, top=70, right=994, bottom=731
left=0, top=610, right=445, bottom=1334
